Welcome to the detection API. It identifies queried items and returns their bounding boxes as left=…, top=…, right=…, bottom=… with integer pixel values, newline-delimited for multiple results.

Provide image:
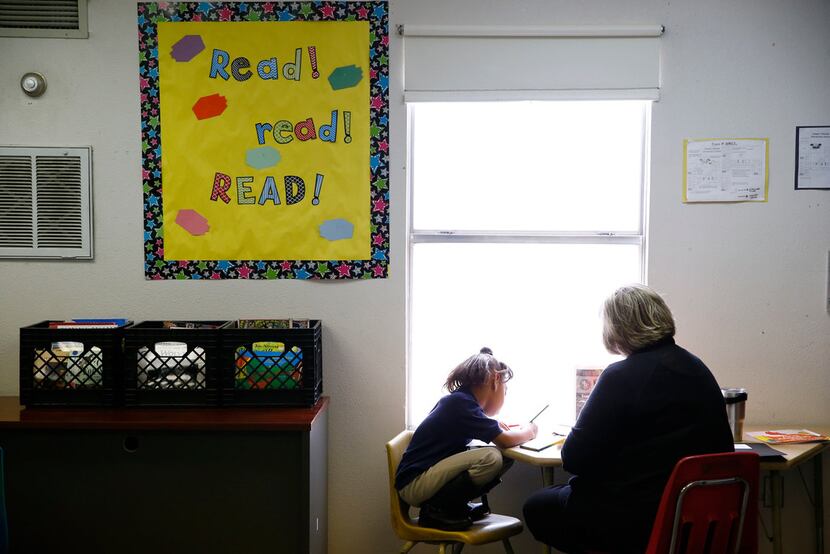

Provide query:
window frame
left=405, top=99, right=652, bottom=427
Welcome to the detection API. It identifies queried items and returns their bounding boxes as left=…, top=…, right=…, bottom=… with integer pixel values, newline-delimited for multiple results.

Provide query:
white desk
left=502, top=444, right=563, bottom=553
left=744, top=425, right=829, bottom=554
left=503, top=426, right=830, bottom=554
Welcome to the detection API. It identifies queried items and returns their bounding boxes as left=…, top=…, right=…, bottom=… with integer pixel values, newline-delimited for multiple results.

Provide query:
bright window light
left=408, top=100, right=649, bottom=428
left=412, top=101, right=646, bottom=232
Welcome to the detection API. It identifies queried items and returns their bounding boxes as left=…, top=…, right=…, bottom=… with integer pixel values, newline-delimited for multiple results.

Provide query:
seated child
left=395, top=347, right=538, bottom=530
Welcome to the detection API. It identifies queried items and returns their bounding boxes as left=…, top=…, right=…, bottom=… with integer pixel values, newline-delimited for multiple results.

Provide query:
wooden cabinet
left=0, top=397, right=328, bottom=554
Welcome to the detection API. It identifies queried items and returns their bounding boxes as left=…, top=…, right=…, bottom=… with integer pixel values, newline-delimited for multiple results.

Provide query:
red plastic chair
left=644, top=452, right=760, bottom=554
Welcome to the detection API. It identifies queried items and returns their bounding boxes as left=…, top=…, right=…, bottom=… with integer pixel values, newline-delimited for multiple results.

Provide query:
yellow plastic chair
left=386, top=430, right=523, bottom=553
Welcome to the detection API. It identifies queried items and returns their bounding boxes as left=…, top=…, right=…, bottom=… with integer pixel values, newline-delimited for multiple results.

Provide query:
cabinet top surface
left=0, top=396, right=328, bottom=431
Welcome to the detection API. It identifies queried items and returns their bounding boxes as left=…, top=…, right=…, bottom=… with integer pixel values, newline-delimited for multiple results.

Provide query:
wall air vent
left=0, top=0, right=88, bottom=38
left=0, top=146, right=93, bottom=259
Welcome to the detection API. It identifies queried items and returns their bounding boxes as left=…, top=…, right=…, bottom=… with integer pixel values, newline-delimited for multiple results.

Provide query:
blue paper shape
left=319, top=219, right=354, bottom=241
left=246, top=146, right=281, bottom=169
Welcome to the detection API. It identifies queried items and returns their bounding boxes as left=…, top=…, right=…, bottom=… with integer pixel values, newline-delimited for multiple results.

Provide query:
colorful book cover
left=237, top=319, right=290, bottom=329
left=234, top=342, right=303, bottom=390
left=747, top=429, right=830, bottom=444
left=575, top=368, right=603, bottom=420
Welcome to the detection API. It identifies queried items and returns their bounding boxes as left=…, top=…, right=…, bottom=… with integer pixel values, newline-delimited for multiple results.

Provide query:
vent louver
left=36, top=156, right=83, bottom=248
left=0, top=156, right=34, bottom=248
left=0, top=0, right=88, bottom=38
left=0, top=147, right=93, bottom=259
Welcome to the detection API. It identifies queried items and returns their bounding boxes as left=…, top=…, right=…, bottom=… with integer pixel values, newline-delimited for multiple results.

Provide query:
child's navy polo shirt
left=395, top=387, right=502, bottom=490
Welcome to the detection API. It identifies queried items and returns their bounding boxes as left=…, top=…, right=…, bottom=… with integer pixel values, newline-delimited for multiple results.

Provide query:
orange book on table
left=746, top=429, right=830, bottom=444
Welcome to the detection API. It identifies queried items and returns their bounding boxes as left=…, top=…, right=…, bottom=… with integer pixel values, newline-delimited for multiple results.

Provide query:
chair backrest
left=386, top=430, right=416, bottom=536
left=645, top=452, right=759, bottom=554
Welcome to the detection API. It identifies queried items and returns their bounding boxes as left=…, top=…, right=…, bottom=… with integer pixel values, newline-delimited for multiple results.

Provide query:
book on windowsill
left=746, top=429, right=830, bottom=444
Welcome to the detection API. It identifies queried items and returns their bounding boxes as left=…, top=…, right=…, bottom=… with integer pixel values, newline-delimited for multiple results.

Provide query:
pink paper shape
left=175, top=209, right=210, bottom=236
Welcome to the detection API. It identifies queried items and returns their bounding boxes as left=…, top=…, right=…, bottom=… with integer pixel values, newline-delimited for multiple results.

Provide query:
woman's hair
left=444, top=347, right=514, bottom=392
left=602, top=284, right=676, bottom=356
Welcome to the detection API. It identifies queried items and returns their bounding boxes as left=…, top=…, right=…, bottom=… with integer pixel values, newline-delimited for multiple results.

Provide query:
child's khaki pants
left=399, top=446, right=503, bottom=507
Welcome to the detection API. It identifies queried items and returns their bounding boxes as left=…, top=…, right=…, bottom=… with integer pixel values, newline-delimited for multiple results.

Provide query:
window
left=408, top=100, right=650, bottom=427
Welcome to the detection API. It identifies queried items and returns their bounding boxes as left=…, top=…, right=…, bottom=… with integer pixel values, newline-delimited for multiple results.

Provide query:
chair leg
left=502, top=538, right=515, bottom=554
left=438, top=543, right=447, bottom=554
left=400, top=540, right=416, bottom=553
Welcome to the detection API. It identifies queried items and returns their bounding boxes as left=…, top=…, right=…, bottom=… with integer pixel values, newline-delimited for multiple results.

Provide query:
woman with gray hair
left=523, top=284, right=733, bottom=553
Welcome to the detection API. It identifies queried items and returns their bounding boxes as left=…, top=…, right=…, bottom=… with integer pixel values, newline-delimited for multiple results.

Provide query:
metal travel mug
left=721, top=388, right=748, bottom=442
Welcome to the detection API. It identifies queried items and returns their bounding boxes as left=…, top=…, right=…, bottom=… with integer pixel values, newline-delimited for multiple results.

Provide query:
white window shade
left=402, top=25, right=662, bottom=100
left=411, top=101, right=647, bottom=233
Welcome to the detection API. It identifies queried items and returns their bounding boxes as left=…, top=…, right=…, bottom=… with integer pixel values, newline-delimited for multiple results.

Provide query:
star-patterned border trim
left=138, top=1, right=389, bottom=279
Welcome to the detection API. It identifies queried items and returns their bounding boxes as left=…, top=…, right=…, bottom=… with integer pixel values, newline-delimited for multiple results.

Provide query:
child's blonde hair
left=444, top=347, right=513, bottom=392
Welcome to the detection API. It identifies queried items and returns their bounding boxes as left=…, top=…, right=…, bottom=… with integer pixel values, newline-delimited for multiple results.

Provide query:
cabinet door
left=1, top=429, right=306, bottom=554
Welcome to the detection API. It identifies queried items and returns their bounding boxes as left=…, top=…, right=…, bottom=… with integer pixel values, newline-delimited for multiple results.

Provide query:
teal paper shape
left=328, top=65, right=363, bottom=90
left=246, top=146, right=281, bottom=170
left=319, top=219, right=354, bottom=241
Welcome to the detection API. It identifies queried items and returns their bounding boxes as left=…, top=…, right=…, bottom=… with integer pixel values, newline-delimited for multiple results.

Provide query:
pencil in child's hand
left=529, top=404, right=549, bottom=423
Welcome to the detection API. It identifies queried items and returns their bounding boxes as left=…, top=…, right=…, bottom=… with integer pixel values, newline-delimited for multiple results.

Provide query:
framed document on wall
left=795, top=126, right=830, bottom=190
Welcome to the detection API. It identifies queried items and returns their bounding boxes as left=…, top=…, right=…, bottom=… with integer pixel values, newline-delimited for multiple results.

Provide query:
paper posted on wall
left=683, top=138, right=768, bottom=202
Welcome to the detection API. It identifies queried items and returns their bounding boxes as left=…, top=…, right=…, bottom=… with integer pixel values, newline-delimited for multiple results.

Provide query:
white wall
left=0, top=1, right=828, bottom=553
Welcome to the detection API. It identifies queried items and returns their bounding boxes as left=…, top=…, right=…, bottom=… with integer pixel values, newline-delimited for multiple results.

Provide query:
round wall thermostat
left=20, top=72, right=47, bottom=97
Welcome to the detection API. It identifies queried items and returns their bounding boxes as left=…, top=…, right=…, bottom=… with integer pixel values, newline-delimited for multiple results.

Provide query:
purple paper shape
left=171, top=35, right=205, bottom=62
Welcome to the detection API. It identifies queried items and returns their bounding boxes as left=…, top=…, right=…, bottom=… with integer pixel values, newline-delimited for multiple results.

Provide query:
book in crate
left=124, top=320, right=230, bottom=407
left=223, top=319, right=322, bottom=406
left=47, top=318, right=131, bottom=329
left=20, top=320, right=131, bottom=407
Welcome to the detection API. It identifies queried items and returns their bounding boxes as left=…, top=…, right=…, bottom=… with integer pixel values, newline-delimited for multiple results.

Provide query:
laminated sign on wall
left=138, top=2, right=389, bottom=279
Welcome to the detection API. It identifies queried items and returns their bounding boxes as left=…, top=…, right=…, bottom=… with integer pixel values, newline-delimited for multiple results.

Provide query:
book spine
left=49, top=323, right=118, bottom=329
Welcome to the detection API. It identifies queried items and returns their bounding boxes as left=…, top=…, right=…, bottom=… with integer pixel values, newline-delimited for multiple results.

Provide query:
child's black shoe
left=467, top=494, right=491, bottom=521
left=418, top=502, right=473, bottom=531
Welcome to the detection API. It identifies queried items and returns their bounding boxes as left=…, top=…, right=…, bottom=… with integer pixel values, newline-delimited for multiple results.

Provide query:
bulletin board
left=138, top=2, right=389, bottom=279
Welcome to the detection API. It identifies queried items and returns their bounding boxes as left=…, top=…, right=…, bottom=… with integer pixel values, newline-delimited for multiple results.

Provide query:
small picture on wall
left=795, top=126, right=830, bottom=190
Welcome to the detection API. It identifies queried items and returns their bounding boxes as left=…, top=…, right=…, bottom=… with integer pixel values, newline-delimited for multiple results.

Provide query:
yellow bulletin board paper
left=683, top=138, right=769, bottom=203
left=139, top=2, right=389, bottom=280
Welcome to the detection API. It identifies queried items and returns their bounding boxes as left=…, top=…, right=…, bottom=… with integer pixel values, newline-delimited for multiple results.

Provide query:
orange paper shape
left=192, top=94, right=227, bottom=120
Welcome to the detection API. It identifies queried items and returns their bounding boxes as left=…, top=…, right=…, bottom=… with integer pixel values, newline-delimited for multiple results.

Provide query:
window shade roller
left=402, top=25, right=662, bottom=97
left=399, top=24, right=664, bottom=37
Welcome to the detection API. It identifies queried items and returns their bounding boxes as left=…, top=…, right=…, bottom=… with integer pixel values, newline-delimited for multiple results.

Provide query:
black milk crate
left=221, top=320, right=322, bottom=407
left=124, top=321, right=230, bottom=407
left=19, top=321, right=131, bottom=407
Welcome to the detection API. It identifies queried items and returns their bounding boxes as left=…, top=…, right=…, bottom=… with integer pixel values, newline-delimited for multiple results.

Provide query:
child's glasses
left=496, top=363, right=513, bottom=384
